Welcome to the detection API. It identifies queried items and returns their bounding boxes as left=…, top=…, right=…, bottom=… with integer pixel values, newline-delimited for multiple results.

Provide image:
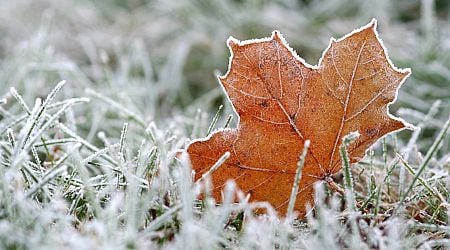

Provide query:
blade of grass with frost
left=124, top=165, right=140, bottom=245
left=402, top=100, right=441, bottom=161
left=12, top=98, right=41, bottom=163
left=368, top=149, right=376, bottom=195
left=179, top=153, right=194, bottom=223
left=10, top=87, right=32, bottom=114
left=398, top=153, right=443, bottom=201
left=26, top=142, right=82, bottom=197
left=142, top=204, right=182, bottom=233
left=25, top=165, right=68, bottom=197
left=21, top=99, right=88, bottom=153
left=33, top=138, right=79, bottom=147
left=340, top=133, right=363, bottom=247
left=21, top=161, right=46, bottom=188
left=399, top=100, right=440, bottom=196
left=9, top=82, right=68, bottom=160
left=374, top=157, right=400, bottom=214
left=340, top=132, right=359, bottom=196
left=223, top=114, right=233, bottom=128
left=56, top=121, right=118, bottom=165
left=80, top=144, right=120, bottom=174
left=6, top=128, right=15, bottom=148
left=25, top=161, right=44, bottom=180
left=205, top=183, right=240, bottom=244
left=206, top=104, right=223, bottom=136
left=309, top=184, right=340, bottom=249
left=145, top=148, right=160, bottom=179
left=118, top=122, right=129, bottom=161
left=70, top=147, right=103, bottom=217
left=397, top=116, right=450, bottom=211
left=132, top=139, right=146, bottom=167
left=221, top=181, right=238, bottom=220
left=11, top=101, right=80, bottom=170
left=145, top=122, right=157, bottom=144
left=30, top=147, right=42, bottom=175
left=128, top=139, right=147, bottom=178
left=359, top=187, right=378, bottom=211
left=196, top=151, right=230, bottom=184
left=382, top=138, right=392, bottom=196
left=20, top=81, right=66, bottom=150
left=67, top=190, right=83, bottom=215
left=47, top=97, right=90, bottom=110
left=86, top=89, right=146, bottom=128
left=287, top=140, right=309, bottom=218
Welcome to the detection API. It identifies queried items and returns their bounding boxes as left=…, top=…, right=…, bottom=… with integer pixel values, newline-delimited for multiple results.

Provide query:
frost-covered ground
left=0, top=0, right=449, bottom=249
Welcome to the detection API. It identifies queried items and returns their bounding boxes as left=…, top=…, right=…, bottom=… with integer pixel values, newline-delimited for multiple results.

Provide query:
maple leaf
left=186, top=19, right=410, bottom=217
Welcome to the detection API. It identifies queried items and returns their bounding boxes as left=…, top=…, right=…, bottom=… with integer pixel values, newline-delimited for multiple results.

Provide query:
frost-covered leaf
left=186, top=19, right=410, bottom=217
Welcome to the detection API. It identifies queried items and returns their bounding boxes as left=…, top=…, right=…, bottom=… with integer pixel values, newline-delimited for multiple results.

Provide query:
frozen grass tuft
left=0, top=0, right=449, bottom=249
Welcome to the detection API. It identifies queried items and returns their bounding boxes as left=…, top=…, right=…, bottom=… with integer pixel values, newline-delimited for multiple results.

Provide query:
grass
left=0, top=0, right=449, bottom=249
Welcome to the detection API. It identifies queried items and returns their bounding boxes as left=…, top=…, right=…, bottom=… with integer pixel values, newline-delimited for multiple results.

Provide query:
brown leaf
left=186, top=19, right=410, bottom=217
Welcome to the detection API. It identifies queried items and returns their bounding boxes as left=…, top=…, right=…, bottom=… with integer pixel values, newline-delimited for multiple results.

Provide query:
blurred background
left=0, top=0, right=449, bottom=150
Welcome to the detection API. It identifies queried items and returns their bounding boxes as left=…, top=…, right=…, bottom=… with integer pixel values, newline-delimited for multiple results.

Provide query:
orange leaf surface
left=186, top=19, right=410, bottom=217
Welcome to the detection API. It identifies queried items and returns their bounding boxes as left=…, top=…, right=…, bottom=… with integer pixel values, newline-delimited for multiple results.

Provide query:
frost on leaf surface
left=186, top=19, right=410, bottom=217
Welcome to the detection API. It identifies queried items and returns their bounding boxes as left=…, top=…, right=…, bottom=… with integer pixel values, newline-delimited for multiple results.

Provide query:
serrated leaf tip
left=227, top=37, right=239, bottom=50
